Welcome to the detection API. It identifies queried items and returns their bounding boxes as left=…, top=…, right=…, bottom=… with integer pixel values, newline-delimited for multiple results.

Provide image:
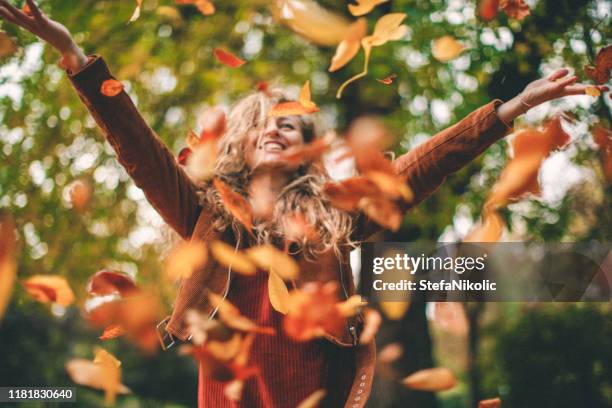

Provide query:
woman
left=1, top=1, right=606, bottom=406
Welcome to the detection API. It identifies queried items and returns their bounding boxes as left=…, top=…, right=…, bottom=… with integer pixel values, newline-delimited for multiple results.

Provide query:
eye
left=280, top=122, right=295, bottom=130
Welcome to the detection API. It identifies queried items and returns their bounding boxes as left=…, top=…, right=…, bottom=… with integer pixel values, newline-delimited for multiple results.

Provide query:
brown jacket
left=67, top=55, right=512, bottom=407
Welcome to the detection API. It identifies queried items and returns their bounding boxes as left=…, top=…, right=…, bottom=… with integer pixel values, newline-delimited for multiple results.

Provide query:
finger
left=555, top=75, right=578, bottom=88
left=547, top=68, right=570, bottom=82
left=25, top=0, right=44, bottom=22
left=562, top=84, right=594, bottom=96
left=0, top=5, right=27, bottom=29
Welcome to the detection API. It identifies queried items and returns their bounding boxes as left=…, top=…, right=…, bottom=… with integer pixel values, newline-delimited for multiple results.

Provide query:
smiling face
left=244, top=115, right=305, bottom=171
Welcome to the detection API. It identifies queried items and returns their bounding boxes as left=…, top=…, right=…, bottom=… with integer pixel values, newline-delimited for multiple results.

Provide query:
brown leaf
left=585, top=45, right=612, bottom=84
left=99, top=324, right=126, bottom=340
left=208, top=292, right=275, bottom=335
left=87, top=270, right=139, bottom=297
left=100, top=79, right=124, bottom=97
left=23, top=275, right=75, bottom=306
left=376, top=74, right=397, bottom=85
left=499, top=0, right=530, bottom=20
left=479, top=0, right=499, bottom=21
left=0, top=215, right=17, bottom=320
left=402, top=367, right=458, bottom=391
left=283, top=212, right=319, bottom=243
left=323, top=176, right=379, bottom=211
left=199, top=107, right=227, bottom=142
left=0, top=31, right=18, bottom=58
left=479, top=397, right=502, bottom=408
left=214, top=179, right=254, bottom=233
left=214, top=48, right=246, bottom=68
left=280, top=132, right=334, bottom=165
left=185, top=141, right=217, bottom=181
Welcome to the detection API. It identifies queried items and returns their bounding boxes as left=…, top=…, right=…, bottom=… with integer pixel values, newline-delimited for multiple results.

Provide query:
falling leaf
left=272, top=0, right=352, bottom=46
left=65, top=348, right=130, bottom=405
left=323, top=176, right=380, bottom=211
left=178, top=147, right=192, bottom=165
left=479, top=397, right=502, bottom=408
left=358, top=196, right=402, bottom=231
left=268, top=81, right=319, bottom=117
left=185, top=141, right=217, bottom=181
left=23, top=275, right=75, bottom=306
left=348, top=0, right=389, bottom=16
left=181, top=341, right=258, bottom=383
left=209, top=240, right=257, bottom=276
left=283, top=212, right=318, bottom=243
left=585, top=86, right=601, bottom=97
left=402, top=367, right=458, bottom=391
left=129, top=0, right=143, bottom=23
left=100, top=79, right=124, bottom=97
left=268, top=270, right=291, bottom=314
left=336, top=295, right=363, bottom=317
left=329, top=18, right=368, bottom=72
left=99, top=324, right=127, bottom=340
left=0, top=31, right=17, bottom=58
left=376, top=73, right=397, bottom=85
left=283, top=281, right=347, bottom=341
left=22, top=3, right=32, bottom=16
left=378, top=342, right=403, bottom=364
left=379, top=301, right=410, bottom=320
left=164, top=240, right=208, bottom=281
left=87, top=270, right=139, bottom=297
left=199, top=107, right=227, bottom=142
left=213, top=48, right=246, bottom=68
left=585, top=45, right=612, bottom=84
left=296, top=389, right=327, bottom=408
left=363, top=170, right=413, bottom=202
left=359, top=308, right=381, bottom=344
left=337, top=13, right=408, bottom=98
left=213, top=178, right=254, bottom=234
left=196, top=0, right=215, bottom=15
left=208, top=292, right=275, bottom=335
left=432, top=36, right=466, bottom=62
left=68, top=179, right=92, bottom=211
left=246, top=244, right=299, bottom=280
left=0, top=216, right=16, bottom=320
left=479, top=0, right=499, bottom=21
left=499, top=0, right=530, bottom=20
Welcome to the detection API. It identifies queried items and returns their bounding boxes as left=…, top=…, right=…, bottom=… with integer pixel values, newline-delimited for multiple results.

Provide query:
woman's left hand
left=496, top=68, right=609, bottom=125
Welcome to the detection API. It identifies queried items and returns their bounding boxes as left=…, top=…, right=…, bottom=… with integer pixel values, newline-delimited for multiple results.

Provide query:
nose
left=263, top=119, right=279, bottom=138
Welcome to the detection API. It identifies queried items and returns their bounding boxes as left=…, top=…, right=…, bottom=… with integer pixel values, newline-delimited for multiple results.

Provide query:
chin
left=254, top=156, right=298, bottom=172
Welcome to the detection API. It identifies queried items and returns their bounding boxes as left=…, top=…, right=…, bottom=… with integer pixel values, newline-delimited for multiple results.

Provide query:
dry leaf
left=196, top=0, right=215, bottom=15
left=185, top=141, right=217, bottom=181
left=213, top=178, right=254, bottom=233
left=246, top=244, right=299, bottom=280
left=87, top=270, right=139, bottom=297
left=178, top=147, right=192, bottom=165
left=214, top=48, right=246, bottom=68
left=348, top=0, right=389, bottom=16
left=208, top=292, right=275, bottom=335
left=378, top=342, right=403, bottom=364
left=283, top=212, right=319, bottom=243
left=0, top=31, right=17, bottom=58
left=272, top=0, right=351, bottom=46
left=336, top=294, right=363, bottom=317
left=329, top=18, right=368, bottom=72
left=199, top=107, right=227, bottom=142
left=402, top=367, right=458, bottom=391
left=296, top=389, right=327, bottom=408
left=129, top=0, right=142, bottom=22
left=479, top=397, right=502, bottom=408
left=164, top=240, right=208, bottom=281
left=500, top=0, right=530, bottom=20
left=479, top=0, right=499, bottom=21
left=0, top=216, right=17, bottom=320
left=68, top=179, right=92, bottom=211
left=585, top=86, right=601, bottom=97
left=376, top=73, right=397, bottom=85
left=65, top=348, right=130, bottom=405
left=358, top=196, right=402, bottom=231
left=432, top=36, right=466, bottom=62
left=100, top=79, right=124, bottom=97
left=209, top=241, right=257, bottom=276
left=268, top=81, right=319, bottom=117
left=464, top=210, right=504, bottom=242
left=99, top=324, right=126, bottom=340
left=323, top=176, right=379, bottom=211
left=23, top=275, right=75, bottom=306
left=585, top=45, right=612, bottom=84
left=337, top=13, right=408, bottom=98
left=379, top=301, right=410, bottom=320
left=268, top=270, right=291, bottom=314
left=359, top=308, right=381, bottom=344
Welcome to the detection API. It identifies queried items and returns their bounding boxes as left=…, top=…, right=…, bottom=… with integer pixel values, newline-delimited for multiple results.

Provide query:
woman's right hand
left=0, top=0, right=87, bottom=72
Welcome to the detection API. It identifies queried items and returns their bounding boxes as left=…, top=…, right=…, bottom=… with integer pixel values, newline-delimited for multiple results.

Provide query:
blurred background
left=0, top=0, right=610, bottom=407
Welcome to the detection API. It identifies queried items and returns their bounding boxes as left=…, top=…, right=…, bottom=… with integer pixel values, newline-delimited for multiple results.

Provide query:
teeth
left=264, top=141, right=284, bottom=151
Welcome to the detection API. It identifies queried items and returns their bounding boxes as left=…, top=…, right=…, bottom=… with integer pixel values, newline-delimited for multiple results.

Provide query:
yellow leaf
left=246, top=244, right=299, bottom=279
left=164, top=241, right=208, bottom=281
left=268, top=271, right=290, bottom=314
left=129, top=0, right=142, bottom=23
left=0, top=216, right=16, bottom=320
left=380, top=301, right=410, bottom=320
left=348, top=0, right=389, bottom=16
left=329, top=18, right=368, bottom=72
left=209, top=241, right=257, bottom=276
left=23, top=275, right=75, bottom=307
left=296, top=389, right=327, bottom=408
left=585, top=86, right=601, bottom=97
left=432, top=36, right=466, bottom=62
left=402, top=367, right=458, bottom=391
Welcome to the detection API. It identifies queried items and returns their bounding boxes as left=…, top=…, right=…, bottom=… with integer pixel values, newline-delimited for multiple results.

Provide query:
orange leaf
left=585, top=86, right=601, bottom=97
left=65, top=348, right=130, bottom=405
left=432, top=36, right=466, bottom=62
left=199, top=107, right=226, bottom=142
left=247, top=244, right=299, bottom=280
left=268, top=270, right=291, bottom=314
left=379, top=301, right=410, bottom=320
left=196, top=0, right=215, bottom=15
left=178, top=147, right=192, bottom=165
left=100, top=79, right=124, bottom=97
left=500, top=0, right=530, bottom=20
left=478, top=0, right=499, bottom=21
left=283, top=212, right=319, bottom=243
left=376, top=73, right=397, bottom=85
left=280, top=132, right=333, bottom=164
left=214, top=48, right=246, bottom=68
left=585, top=45, right=612, bottom=84
left=67, top=179, right=92, bottom=211
left=209, top=240, right=257, bottom=276
left=23, top=275, right=75, bottom=306
left=99, top=324, right=126, bottom=340
left=329, top=18, right=368, bottom=72
left=348, top=0, right=389, bottom=16
left=213, top=178, right=254, bottom=233
left=323, top=176, right=379, bottom=211
left=358, top=196, right=403, bottom=231
left=22, top=3, right=32, bottom=16
left=378, top=342, right=403, bottom=364
left=185, top=141, right=217, bottom=181
left=164, top=240, right=208, bottom=281
left=479, top=397, right=502, bottom=408
left=402, top=367, right=458, bottom=391
left=268, top=81, right=319, bottom=117
left=0, top=215, right=17, bottom=321
left=208, top=292, right=275, bottom=335
left=296, top=389, right=327, bottom=408
left=0, top=32, right=18, bottom=58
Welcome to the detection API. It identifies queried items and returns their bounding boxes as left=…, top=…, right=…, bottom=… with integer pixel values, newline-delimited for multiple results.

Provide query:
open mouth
left=261, top=140, right=287, bottom=153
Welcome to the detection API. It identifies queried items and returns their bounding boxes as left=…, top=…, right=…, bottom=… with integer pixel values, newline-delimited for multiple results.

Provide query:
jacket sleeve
left=354, top=99, right=512, bottom=240
left=66, top=55, right=202, bottom=239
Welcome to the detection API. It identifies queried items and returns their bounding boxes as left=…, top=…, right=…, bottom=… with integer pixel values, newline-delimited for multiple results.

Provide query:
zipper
left=338, top=255, right=359, bottom=347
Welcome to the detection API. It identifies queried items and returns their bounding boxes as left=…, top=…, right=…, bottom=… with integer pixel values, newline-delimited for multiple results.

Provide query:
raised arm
left=1, top=0, right=202, bottom=238
left=355, top=69, right=608, bottom=239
